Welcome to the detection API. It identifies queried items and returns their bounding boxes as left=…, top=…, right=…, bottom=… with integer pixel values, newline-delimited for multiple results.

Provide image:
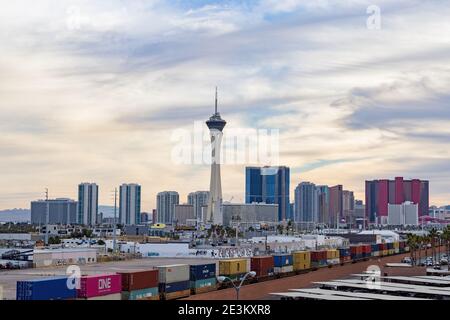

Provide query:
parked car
left=401, top=257, right=412, bottom=264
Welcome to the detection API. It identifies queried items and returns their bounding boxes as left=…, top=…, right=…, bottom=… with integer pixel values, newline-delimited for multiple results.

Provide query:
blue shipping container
left=371, top=244, right=379, bottom=252
left=273, top=254, right=293, bottom=267
left=159, top=280, right=190, bottom=293
left=190, top=263, right=216, bottom=281
left=17, top=277, right=76, bottom=300
left=190, top=277, right=217, bottom=289
left=338, top=248, right=350, bottom=257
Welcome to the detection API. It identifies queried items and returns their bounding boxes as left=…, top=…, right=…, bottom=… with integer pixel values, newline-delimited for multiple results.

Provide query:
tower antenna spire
left=215, top=86, right=218, bottom=114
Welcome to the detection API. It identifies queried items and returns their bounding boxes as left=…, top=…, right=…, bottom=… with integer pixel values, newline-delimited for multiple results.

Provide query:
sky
left=1, top=0, right=450, bottom=210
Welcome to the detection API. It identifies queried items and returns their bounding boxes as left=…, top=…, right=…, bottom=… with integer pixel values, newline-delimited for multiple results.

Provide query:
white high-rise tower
left=206, top=88, right=226, bottom=225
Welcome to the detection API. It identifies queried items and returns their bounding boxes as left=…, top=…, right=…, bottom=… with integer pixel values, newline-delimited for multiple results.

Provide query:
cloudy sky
left=1, top=0, right=450, bottom=210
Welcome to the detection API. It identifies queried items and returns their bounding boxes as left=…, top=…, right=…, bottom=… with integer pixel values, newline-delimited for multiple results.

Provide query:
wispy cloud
left=1, top=0, right=449, bottom=209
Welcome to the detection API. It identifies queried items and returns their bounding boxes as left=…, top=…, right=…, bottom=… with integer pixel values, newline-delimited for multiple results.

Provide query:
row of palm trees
left=406, top=226, right=450, bottom=266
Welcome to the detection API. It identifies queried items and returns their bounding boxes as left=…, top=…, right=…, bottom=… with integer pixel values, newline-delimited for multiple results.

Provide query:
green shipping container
left=122, top=287, right=159, bottom=300
left=190, top=277, right=217, bottom=289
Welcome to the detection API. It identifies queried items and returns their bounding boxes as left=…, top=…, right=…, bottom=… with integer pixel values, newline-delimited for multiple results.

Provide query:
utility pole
left=45, top=188, right=49, bottom=246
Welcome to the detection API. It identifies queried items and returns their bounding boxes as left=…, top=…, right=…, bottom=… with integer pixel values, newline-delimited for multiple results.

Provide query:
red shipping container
left=311, top=251, right=327, bottom=261
left=77, top=274, right=122, bottom=298
left=118, top=270, right=159, bottom=291
left=251, top=256, right=274, bottom=277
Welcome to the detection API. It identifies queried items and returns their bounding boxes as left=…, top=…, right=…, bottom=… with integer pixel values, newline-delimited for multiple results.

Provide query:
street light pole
left=217, top=271, right=256, bottom=300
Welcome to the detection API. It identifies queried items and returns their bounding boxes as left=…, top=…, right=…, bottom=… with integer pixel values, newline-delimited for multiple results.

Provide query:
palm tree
left=443, top=226, right=450, bottom=261
left=429, top=228, right=438, bottom=264
left=406, top=234, right=417, bottom=265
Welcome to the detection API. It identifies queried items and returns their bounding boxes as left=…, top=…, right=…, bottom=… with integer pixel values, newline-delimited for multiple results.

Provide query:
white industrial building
left=388, top=202, right=419, bottom=226
left=32, top=248, right=98, bottom=267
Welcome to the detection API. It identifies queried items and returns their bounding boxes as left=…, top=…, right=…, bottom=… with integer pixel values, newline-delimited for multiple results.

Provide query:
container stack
left=393, top=241, right=400, bottom=254
left=338, top=248, right=351, bottom=264
left=292, top=251, right=311, bottom=271
left=379, top=243, right=388, bottom=256
left=399, top=241, right=406, bottom=253
left=326, top=249, right=340, bottom=265
left=219, top=259, right=249, bottom=281
left=273, top=254, right=293, bottom=274
left=189, top=263, right=217, bottom=294
left=387, top=242, right=395, bottom=255
left=158, top=264, right=190, bottom=300
left=371, top=244, right=380, bottom=257
left=350, top=245, right=363, bottom=261
left=17, top=277, right=77, bottom=300
left=77, top=274, right=122, bottom=300
left=311, top=250, right=327, bottom=268
left=251, top=256, right=274, bottom=277
left=119, top=270, right=159, bottom=300
left=361, top=244, right=372, bottom=258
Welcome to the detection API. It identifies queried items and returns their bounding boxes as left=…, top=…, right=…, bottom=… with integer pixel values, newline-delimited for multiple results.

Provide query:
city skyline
left=1, top=1, right=450, bottom=210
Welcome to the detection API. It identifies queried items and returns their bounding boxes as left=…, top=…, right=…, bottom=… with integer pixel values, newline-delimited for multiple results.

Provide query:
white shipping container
left=372, top=251, right=380, bottom=257
left=274, top=266, right=294, bottom=274
left=158, top=264, right=190, bottom=283
left=79, top=293, right=122, bottom=300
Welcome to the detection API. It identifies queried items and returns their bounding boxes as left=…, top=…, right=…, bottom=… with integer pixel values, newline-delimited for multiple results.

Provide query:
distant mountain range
left=0, top=205, right=116, bottom=223
left=0, top=209, right=30, bottom=222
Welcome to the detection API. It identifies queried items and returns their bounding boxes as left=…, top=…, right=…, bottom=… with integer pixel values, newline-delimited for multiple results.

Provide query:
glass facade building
left=245, top=166, right=290, bottom=221
left=119, top=183, right=141, bottom=225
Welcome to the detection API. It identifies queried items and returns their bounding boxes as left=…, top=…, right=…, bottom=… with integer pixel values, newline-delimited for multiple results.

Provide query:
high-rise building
left=329, top=185, right=343, bottom=227
left=188, top=191, right=209, bottom=221
left=31, top=198, right=78, bottom=225
left=316, top=185, right=329, bottom=224
left=77, top=183, right=98, bottom=226
left=156, top=191, right=179, bottom=224
left=119, top=184, right=141, bottom=225
left=206, top=88, right=226, bottom=225
left=294, top=182, right=318, bottom=223
left=365, top=177, right=429, bottom=224
left=245, top=166, right=290, bottom=221
left=342, top=190, right=355, bottom=222
left=152, top=209, right=157, bottom=224
left=388, top=202, right=419, bottom=226
left=174, top=204, right=195, bottom=226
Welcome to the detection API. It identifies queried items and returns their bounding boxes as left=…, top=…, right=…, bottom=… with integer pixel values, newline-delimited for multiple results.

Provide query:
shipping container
left=190, top=278, right=217, bottom=294
left=292, top=251, right=311, bottom=271
left=162, top=289, right=190, bottom=300
left=311, top=259, right=328, bottom=268
left=219, top=259, right=248, bottom=276
left=118, top=270, right=159, bottom=292
left=121, top=287, right=159, bottom=300
left=327, top=258, right=340, bottom=265
left=273, top=254, right=293, bottom=267
left=338, top=248, right=350, bottom=257
left=77, top=274, right=122, bottom=298
left=250, top=256, right=274, bottom=277
left=189, top=263, right=216, bottom=281
left=326, top=249, right=339, bottom=260
left=157, top=264, right=189, bottom=284
left=79, top=293, right=122, bottom=300
left=382, top=250, right=388, bottom=256
left=159, top=280, right=190, bottom=293
left=274, top=265, right=294, bottom=274
left=393, top=242, right=400, bottom=249
left=311, top=250, right=327, bottom=262
left=17, top=277, right=76, bottom=300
